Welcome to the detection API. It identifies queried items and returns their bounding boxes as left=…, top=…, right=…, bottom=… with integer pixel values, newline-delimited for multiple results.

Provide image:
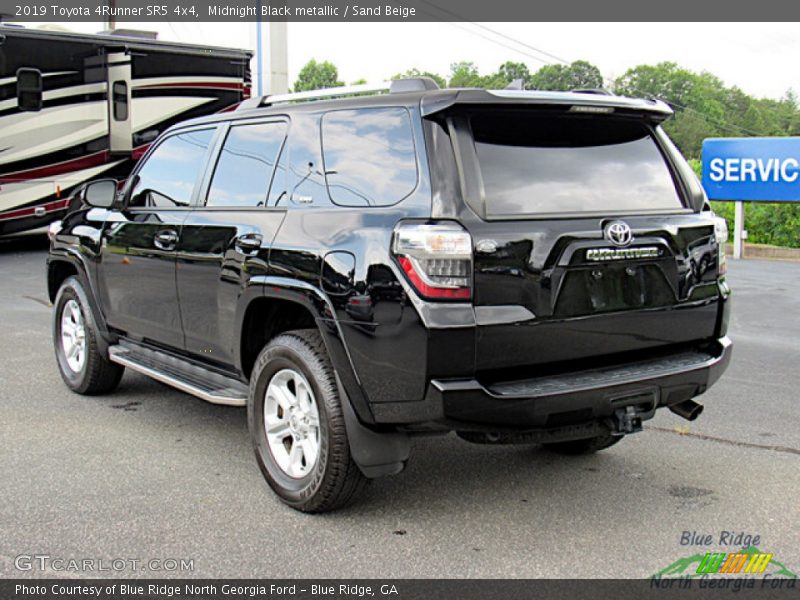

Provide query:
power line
left=468, top=22, right=769, bottom=137
left=414, top=1, right=776, bottom=138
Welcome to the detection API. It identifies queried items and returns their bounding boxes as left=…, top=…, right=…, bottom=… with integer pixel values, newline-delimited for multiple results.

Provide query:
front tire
left=248, top=329, right=367, bottom=513
left=53, top=276, right=123, bottom=395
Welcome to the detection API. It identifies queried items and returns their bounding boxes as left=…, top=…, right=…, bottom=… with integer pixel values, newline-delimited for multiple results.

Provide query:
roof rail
left=237, top=77, right=439, bottom=111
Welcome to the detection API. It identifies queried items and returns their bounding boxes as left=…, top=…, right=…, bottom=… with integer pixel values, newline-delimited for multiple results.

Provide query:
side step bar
left=108, top=342, right=248, bottom=407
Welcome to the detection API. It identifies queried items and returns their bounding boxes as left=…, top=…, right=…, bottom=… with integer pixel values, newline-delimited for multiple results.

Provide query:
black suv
left=48, top=78, right=732, bottom=512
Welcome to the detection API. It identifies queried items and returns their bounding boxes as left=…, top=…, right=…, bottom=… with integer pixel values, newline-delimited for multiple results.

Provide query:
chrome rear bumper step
left=108, top=343, right=248, bottom=407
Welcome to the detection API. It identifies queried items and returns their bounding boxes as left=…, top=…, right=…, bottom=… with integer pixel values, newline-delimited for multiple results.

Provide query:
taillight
left=714, top=216, right=728, bottom=276
left=392, top=222, right=472, bottom=301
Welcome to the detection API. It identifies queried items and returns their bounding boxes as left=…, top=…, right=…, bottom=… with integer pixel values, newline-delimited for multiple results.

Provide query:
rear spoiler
left=420, top=89, right=674, bottom=122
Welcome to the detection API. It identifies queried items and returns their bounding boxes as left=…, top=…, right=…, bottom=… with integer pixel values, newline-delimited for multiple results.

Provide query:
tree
left=391, top=68, right=446, bottom=89
left=448, top=61, right=483, bottom=88
left=529, top=60, right=603, bottom=91
left=293, top=59, right=343, bottom=92
left=495, top=61, right=532, bottom=89
left=613, top=62, right=696, bottom=106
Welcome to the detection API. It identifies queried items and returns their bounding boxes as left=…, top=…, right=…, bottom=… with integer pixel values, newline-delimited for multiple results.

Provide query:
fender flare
left=238, top=277, right=411, bottom=478
left=47, top=251, right=113, bottom=356
left=238, top=276, right=373, bottom=424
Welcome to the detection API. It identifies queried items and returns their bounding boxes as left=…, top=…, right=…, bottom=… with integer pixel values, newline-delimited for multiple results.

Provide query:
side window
left=321, top=107, right=418, bottom=207
left=287, top=113, right=329, bottom=208
left=128, top=128, right=215, bottom=208
left=17, top=68, right=43, bottom=112
left=112, top=81, right=128, bottom=121
left=206, top=121, right=287, bottom=208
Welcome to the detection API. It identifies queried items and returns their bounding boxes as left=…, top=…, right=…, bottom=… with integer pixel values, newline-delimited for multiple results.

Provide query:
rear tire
left=53, top=276, right=123, bottom=395
left=543, top=433, right=622, bottom=455
left=248, top=329, right=368, bottom=513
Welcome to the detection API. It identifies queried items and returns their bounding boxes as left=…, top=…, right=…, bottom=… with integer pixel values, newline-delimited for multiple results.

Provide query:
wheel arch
left=48, top=252, right=113, bottom=355
left=236, top=278, right=375, bottom=425
left=47, top=257, right=79, bottom=303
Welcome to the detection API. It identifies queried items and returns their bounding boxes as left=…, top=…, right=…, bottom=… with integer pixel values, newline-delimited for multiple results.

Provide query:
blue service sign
left=701, top=137, right=800, bottom=202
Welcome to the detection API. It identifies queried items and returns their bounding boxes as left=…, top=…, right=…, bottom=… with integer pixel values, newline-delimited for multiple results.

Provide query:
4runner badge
left=604, top=220, right=633, bottom=246
left=587, top=247, right=661, bottom=261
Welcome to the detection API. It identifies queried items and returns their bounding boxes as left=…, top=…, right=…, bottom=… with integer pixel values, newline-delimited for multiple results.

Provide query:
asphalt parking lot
left=1, top=235, right=798, bottom=579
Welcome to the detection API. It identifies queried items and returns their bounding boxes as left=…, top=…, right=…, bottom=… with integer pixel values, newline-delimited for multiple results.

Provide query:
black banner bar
left=2, top=0, right=800, bottom=22
left=2, top=579, right=799, bottom=600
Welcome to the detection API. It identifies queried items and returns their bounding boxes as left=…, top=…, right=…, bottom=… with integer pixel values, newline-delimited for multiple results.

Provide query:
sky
left=26, top=21, right=800, bottom=100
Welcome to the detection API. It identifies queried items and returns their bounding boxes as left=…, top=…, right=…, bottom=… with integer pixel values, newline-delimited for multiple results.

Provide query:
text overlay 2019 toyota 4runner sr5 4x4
left=48, top=78, right=732, bottom=512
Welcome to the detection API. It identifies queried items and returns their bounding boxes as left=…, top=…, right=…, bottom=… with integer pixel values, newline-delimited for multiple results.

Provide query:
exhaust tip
left=669, top=400, right=704, bottom=421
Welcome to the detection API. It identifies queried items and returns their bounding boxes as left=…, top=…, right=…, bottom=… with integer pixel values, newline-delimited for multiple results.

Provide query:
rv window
left=113, top=81, right=128, bottom=121
left=17, top=68, right=42, bottom=112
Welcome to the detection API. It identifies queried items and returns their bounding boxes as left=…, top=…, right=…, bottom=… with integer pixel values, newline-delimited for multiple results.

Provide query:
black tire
left=248, top=329, right=368, bottom=513
left=53, top=276, right=124, bottom=395
left=543, top=433, right=623, bottom=455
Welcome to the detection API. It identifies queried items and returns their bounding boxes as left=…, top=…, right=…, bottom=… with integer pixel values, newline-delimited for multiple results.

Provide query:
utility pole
left=255, top=18, right=288, bottom=96
left=733, top=200, right=746, bottom=259
left=104, top=0, right=116, bottom=31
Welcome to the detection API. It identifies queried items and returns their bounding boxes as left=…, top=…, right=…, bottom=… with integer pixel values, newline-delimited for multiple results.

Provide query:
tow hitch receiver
left=613, top=405, right=644, bottom=435
left=609, top=389, right=657, bottom=435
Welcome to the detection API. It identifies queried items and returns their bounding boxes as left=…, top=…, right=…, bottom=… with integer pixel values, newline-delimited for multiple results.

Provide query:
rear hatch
left=433, top=100, right=722, bottom=376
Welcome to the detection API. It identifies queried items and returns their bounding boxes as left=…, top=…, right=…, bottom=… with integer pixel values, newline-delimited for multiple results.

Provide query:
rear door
left=98, top=126, right=216, bottom=349
left=448, top=108, right=722, bottom=372
left=176, top=117, right=288, bottom=367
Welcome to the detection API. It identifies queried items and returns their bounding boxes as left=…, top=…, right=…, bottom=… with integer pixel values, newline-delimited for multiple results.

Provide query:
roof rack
left=237, top=77, right=439, bottom=110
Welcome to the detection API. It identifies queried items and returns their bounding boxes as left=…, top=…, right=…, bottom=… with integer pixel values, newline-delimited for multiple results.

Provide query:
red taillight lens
left=397, top=256, right=471, bottom=300
left=392, top=222, right=472, bottom=301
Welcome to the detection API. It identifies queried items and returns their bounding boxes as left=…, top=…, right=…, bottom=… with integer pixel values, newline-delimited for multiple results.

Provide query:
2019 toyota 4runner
left=48, top=78, right=732, bottom=512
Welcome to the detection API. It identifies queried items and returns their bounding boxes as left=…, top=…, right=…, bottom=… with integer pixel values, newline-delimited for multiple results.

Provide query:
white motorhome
left=0, top=26, right=251, bottom=235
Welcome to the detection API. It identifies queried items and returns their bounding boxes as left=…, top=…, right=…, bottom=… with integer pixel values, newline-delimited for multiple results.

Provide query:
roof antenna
left=504, top=79, right=524, bottom=90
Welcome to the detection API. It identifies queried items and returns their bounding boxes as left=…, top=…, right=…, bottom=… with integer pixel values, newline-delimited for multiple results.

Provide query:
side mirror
left=83, top=179, right=118, bottom=208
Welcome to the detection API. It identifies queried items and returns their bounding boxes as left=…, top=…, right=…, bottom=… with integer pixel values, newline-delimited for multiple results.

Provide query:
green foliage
left=447, top=61, right=484, bottom=88
left=495, top=61, right=532, bottom=89
left=292, top=59, right=343, bottom=92
left=442, top=59, right=604, bottom=91
left=710, top=201, right=800, bottom=248
left=613, top=61, right=800, bottom=159
left=691, top=161, right=800, bottom=249
left=529, top=60, right=604, bottom=91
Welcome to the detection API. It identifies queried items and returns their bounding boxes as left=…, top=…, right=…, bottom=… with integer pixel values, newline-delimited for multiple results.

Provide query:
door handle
left=154, top=229, right=178, bottom=251
left=235, top=233, right=263, bottom=254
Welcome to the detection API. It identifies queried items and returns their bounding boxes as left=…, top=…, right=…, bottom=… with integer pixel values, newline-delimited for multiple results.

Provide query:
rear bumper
left=371, top=337, right=732, bottom=430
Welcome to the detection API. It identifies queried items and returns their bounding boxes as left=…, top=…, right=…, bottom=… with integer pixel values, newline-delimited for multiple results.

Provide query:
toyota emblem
left=604, top=221, right=633, bottom=247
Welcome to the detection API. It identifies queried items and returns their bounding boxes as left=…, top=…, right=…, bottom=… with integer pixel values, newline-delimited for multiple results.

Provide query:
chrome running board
left=108, top=343, right=247, bottom=407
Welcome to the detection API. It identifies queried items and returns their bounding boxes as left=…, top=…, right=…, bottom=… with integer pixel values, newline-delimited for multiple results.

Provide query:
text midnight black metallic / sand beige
left=47, top=78, right=732, bottom=512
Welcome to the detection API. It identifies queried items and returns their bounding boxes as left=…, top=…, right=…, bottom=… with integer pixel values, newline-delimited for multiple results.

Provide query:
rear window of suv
left=469, top=111, right=684, bottom=216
